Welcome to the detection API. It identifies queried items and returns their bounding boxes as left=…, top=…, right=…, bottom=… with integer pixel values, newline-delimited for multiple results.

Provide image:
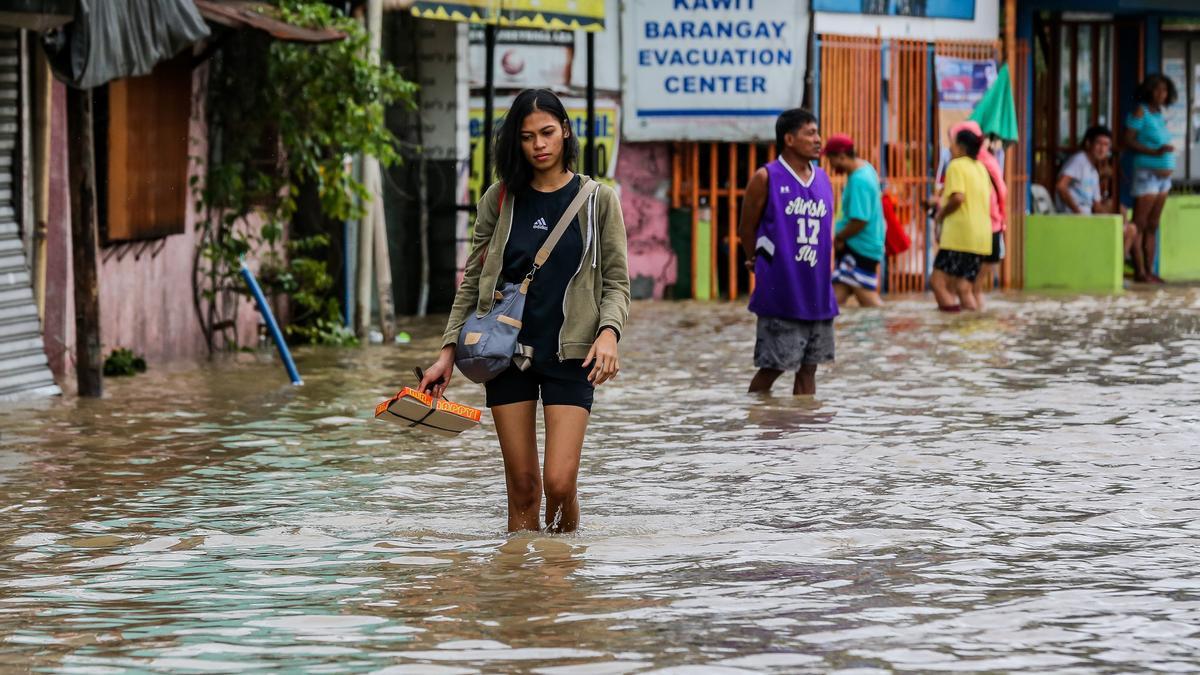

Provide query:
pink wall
left=44, top=67, right=263, bottom=386
left=614, top=142, right=676, bottom=299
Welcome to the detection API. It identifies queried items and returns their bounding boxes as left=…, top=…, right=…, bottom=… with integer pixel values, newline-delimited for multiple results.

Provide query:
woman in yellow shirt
left=931, top=129, right=993, bottom=311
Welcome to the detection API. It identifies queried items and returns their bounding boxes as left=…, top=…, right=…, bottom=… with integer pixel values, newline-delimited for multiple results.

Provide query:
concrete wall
left=43, top=66, right=264, bottom=386
left=1025, top=214, right=1124, bottom=293
left=615, top=142, right=676, bottom=300
left=1159, top=195, right=1200, bottom=281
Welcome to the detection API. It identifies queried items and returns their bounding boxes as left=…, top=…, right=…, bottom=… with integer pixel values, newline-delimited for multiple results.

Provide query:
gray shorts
left=754, top=316, right=835, bottom=371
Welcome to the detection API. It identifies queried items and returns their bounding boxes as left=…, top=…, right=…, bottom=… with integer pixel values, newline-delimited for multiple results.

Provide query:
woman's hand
left=419, top=345, right=456, bottom=399
left=1158, top=144, right=1176, bottom=155
left=583, top=328, right=620, bottom=385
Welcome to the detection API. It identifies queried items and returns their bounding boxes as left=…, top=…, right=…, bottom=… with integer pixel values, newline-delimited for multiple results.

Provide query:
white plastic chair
left=1029, top=184, right=1056, bottom=215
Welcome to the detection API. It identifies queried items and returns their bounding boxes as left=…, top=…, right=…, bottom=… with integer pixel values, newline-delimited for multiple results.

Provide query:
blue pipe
left=343, top=219, right=353, bottom=328
left=240, top=260, right=303, bottom=386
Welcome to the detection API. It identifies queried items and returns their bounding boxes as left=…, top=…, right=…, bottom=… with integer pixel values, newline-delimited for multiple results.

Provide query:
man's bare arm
left=1056, top=174, right=1082, bottom=213
left=738, top=168, right=770, bottom=261
left=936, top=192, right=965, bottom=222
left=835, top=219, right=867, bottom=249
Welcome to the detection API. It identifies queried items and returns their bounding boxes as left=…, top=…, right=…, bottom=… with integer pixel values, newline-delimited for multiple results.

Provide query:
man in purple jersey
left=737, top=109, right=838, bottom=395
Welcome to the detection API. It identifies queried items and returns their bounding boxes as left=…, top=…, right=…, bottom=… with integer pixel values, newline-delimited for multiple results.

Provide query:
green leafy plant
left=103, top=348, right=147, bottom=377
left=193, top=0, right=414, bottom=351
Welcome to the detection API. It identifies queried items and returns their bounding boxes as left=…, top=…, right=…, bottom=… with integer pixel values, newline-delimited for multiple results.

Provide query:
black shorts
left=982, top=231, right=1005, bottom=264
left=933, top=249, right=983, bottom=282
left=484, top=359, right=594, bottom=411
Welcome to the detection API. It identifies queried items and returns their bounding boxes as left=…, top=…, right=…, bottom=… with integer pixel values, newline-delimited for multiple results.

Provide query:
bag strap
left=532, top=177, right=598, bottom=272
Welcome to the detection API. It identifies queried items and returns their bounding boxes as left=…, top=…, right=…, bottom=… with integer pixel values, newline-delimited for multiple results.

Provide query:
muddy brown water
left=2, top=291, right=1199, bottom=673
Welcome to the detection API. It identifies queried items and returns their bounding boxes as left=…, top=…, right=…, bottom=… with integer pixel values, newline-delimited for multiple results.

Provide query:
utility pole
left=357, top=0, right=396, bottom=342
left=586, top=31, right=596, bottom=176
left=66, top=86, right=102, bottom=397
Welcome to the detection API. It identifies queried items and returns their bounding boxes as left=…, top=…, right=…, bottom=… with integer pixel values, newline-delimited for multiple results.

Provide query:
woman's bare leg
left=542, top=405, right=589, bottom=533
left=1145, top=192, right=1169, bottom=278
left=1131, top=195, right=1156, bottom=280
left=1123, top=223, right=1139, bottom=262
left=492, top=401, right=541, bottom=532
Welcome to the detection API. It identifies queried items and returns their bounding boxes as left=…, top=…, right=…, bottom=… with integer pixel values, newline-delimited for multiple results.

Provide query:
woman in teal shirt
left=1124, top=74, right=1178, bottom=283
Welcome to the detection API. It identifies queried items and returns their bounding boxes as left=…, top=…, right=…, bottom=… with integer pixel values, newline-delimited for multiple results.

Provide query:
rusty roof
left=194, top=0, right=346, bottom=43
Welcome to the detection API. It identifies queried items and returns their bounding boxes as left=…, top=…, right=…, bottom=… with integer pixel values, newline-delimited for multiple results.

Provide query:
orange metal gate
left=673, top=35, right=1030, bottom=299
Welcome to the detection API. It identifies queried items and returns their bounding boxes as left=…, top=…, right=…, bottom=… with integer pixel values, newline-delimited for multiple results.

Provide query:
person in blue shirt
left=824, top=134, right=885, bottom=307
left=1124, top=74, right=1178, bottom=284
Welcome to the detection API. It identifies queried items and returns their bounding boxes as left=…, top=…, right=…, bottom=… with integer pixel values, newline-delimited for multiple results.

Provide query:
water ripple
left=2, top=289, right=1199, bottom=671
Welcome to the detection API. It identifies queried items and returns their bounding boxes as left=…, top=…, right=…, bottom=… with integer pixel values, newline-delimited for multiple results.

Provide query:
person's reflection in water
left=747, top=396, right=836, bottom=439
left=379, top=536, right=664, bottom=662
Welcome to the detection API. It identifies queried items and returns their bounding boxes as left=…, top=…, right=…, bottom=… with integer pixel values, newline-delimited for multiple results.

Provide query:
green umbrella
left=969, top=63, right=1019, bottom=142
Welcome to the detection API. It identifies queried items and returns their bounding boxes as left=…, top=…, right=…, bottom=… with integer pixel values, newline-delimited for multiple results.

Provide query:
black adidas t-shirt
left=501, top=175, right=583, bottom=362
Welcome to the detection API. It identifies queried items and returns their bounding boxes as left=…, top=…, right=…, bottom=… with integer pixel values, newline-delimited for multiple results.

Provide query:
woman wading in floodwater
left=419, top=89, right=630, bottom=533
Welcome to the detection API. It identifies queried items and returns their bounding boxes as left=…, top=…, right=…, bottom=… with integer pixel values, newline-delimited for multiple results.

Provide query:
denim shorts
left=1132, top=168, right=1172, bottom=197
left=754, top=316, right=835, bottom=371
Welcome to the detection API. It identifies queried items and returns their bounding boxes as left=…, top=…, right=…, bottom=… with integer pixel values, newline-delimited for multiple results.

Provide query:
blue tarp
left=45, top=0, right=210, bottom=89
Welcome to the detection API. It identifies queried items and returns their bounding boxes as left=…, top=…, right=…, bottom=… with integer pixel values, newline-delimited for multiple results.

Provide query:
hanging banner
left=412, top=0, right=605, bottom=31
left=935, top=56, right=996, bottom=149
left=467, top=96, right=620, bottom=205
left=622, top=0, right=808, bottom=142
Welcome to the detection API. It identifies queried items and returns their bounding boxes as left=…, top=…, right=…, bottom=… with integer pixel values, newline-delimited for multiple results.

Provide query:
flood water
left=2, top=289, right=1200, bottom=673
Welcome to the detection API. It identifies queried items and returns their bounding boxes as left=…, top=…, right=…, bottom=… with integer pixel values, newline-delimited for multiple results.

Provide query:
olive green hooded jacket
left=442, top=177, right=631, bottom=361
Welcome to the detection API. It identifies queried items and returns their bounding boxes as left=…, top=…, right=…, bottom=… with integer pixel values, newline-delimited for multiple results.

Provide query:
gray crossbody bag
left=455, top=177, right=598, bottom=384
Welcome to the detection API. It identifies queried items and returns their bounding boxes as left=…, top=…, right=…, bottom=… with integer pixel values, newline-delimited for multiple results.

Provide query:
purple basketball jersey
left=748, top=158, right=839, bottom=321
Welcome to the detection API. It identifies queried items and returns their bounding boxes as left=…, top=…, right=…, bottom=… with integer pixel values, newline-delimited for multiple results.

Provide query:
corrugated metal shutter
left=0, top=31, right=58, bottom=399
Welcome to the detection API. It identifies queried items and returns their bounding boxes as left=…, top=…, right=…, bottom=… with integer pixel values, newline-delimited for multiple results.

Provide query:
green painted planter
left=1159, top=196, right=1200, bottom=281
left=1025, top=214, right=1124, bottom=293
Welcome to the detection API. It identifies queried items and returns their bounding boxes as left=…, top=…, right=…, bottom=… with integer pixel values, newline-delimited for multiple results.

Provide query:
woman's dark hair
left=1135, top=74, right=1178, bottom=107
left=1083, top=125, right=1113, bottom=146
left=493, top=88, right=578, bottom=194
left=955, top=129, right=983, bottom=159
left=775, top=108, right=817, bottom=155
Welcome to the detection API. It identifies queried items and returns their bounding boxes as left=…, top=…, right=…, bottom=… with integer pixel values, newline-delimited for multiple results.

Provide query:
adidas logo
left=780, top=185, right=791, bottom=194
left=532, top=217, right=548, bottom=231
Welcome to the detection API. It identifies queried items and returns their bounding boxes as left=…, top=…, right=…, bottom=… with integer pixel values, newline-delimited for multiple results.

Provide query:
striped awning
left=410, top=0, right=604, bottom=32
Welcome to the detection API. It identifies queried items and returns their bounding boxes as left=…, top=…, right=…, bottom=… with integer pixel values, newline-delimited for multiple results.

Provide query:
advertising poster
left=468, top=28, right=575, bottom=89
left=935, top=56, right=996, bottom=151
left=467, top=97, right=620, bottom=205
left=622, top=0, right=808, bottom=142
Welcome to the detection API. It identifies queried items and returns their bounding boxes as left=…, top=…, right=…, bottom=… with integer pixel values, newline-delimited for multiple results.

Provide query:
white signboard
left=418, top=20, right=468, bottom=161
left=469, top=29, right=575, bottom=89
left=623, top=0, right=809, bottom=142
